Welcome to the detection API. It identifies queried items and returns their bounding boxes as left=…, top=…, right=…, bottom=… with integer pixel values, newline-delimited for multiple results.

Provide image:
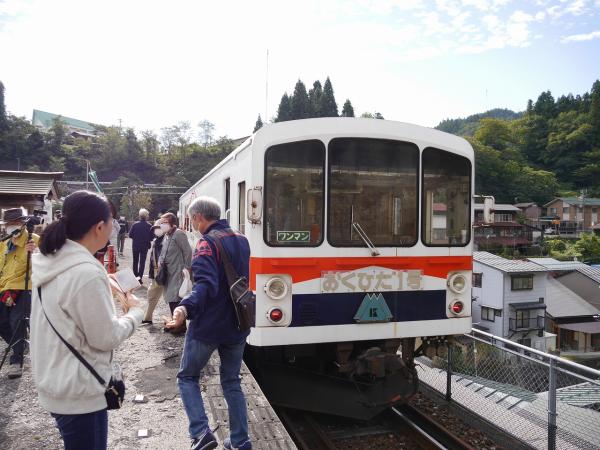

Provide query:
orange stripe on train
left=249, top=256, right=472, bottom=290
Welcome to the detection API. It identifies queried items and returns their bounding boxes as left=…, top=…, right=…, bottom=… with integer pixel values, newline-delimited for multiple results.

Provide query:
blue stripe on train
left=289, top=290, right=447, bottom=327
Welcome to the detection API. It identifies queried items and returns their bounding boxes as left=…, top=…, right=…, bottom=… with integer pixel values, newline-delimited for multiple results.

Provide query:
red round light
left=269, top=308, right=283, bottom=322
left=451, top=301, right=464, bottom=314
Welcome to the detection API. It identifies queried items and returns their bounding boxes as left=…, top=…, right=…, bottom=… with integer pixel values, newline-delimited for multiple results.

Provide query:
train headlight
left=264, top=277, right=288, bottom=300
left=267, top=307, right=284, bottom=323
left=448, top=273, right=467, bottom=294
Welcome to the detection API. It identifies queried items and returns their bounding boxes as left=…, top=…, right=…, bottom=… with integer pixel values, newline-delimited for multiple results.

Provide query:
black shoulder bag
left=37, top=287, right=125, bottom=410
left=155, top=235, right=172, bottom=286
left=207, top=231, right=255, bottom=332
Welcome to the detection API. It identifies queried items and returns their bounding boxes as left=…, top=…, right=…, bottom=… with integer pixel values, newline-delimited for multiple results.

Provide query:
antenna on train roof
left=265, top=49, right=269, bottom=122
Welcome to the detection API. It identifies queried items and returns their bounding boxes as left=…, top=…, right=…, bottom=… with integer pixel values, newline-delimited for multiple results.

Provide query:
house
left=0, top=170, right=63, bottom=226
left=543, top=197, right=600, bottom=237
left=514, top=202, right=541, bottom=222
left=472, top=252, right=556, bottom=351
left=527, top=258, right=600, bottom=360
left=473, top=204, right=535, bottom=250
left=32, top=109, right=104, bottom=139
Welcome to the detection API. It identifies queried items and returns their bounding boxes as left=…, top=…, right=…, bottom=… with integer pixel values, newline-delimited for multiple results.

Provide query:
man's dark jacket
left=118, top=218, right=129, bottom=235
left=128, top=219, right=153, bottom=251
left=148, top=235, right=164, bottom=279
left=180, top=220, right=250, bottom=344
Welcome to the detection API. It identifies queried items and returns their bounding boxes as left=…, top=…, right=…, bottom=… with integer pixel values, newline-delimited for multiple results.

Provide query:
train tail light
left=450, top=301, right=464, bottom=315
left=268, top=308, right=284, bottom=323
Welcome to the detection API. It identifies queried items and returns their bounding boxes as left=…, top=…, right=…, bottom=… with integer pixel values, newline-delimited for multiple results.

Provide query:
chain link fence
left=417, top=329, right=600, bottom=450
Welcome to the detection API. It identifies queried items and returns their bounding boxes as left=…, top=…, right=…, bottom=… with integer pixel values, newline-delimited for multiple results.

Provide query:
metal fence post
left=446, top=343, right=452, bottom=402
left=548, top=358, right=557, bottom=450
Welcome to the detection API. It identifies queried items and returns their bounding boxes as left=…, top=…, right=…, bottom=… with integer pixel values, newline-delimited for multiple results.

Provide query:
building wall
left=472, top=262, right=504, bottom=336
left=503, top=272, right=547, bottom=339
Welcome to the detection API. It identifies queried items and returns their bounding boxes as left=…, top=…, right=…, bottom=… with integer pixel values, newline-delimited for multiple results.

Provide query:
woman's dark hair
left=161, top=212, right=178, bottom=227
left=40, top=190, right=111, bottom=255
left=108, top=199, right=118, bottom=219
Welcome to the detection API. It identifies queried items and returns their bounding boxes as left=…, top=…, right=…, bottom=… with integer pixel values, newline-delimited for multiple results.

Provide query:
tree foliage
left=253, top=114, right=263, bottom=132
left=275, top=77, right=348, bottom=122
left=341, top=99, right=354, bottom=117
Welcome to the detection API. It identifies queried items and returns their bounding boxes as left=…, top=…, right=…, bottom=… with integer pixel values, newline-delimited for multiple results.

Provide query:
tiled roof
left=527, top=257, right=587, bottom=271
left=474, top=251, right=547, bottom=273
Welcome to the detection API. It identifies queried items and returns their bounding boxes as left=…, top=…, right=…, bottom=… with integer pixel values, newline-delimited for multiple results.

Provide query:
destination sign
left=321, top=268, right=423, bottom=293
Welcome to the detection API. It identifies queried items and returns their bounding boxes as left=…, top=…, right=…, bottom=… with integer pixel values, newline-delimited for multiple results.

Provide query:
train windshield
left=328, top=138, right=419, bottom=247
left=422, top=147, right=471, bottom=246
left=264, top=140, right=325, bottom=246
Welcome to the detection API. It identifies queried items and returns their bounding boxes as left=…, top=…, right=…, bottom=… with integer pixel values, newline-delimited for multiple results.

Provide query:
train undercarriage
left=244, top=337, right=438, bottom=420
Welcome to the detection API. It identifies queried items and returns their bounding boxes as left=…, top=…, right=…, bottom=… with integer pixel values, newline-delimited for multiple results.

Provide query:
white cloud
left=561, top=29, right=600, bottom=41
left=510, top=10, right=534, bottom=22
left=535, top=11, right=546, bottom=21
left=461, top=0, right=490, bottom=10
left=565, top=0, right=587, bottom=15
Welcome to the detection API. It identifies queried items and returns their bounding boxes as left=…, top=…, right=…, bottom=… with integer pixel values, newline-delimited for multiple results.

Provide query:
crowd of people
left=0, top=191, right=252, bottom=450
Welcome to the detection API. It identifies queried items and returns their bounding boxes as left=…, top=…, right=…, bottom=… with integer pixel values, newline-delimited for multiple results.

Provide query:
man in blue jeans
left=166, top=196, right=251, bottom=450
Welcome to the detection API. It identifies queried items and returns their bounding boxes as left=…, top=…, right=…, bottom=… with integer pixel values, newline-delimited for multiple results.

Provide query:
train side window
left=422, top=147, right=471, bottom=247
left=328, top=138, right=419, bottom=247
left=238, top=181, right=246, bottom=234
left=264, top=140, right=325, bottom=247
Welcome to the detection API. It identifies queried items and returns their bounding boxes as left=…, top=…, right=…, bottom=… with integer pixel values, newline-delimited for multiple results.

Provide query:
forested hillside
left=436, top=80, right=600, bottom=204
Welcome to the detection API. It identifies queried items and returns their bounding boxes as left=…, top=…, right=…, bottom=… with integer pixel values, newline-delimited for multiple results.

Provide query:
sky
left=1, top=0, right=599, bottom=140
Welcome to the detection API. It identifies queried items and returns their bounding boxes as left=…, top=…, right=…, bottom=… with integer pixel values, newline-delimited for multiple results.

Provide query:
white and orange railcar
left=180, top=117, right=474, bottom=417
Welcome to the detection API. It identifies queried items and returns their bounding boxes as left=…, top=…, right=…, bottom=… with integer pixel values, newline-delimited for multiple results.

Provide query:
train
left=179, top=117, right=478, bottom=419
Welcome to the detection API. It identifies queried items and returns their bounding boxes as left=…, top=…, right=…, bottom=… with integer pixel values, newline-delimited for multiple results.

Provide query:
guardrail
left=417, top=328, right=600, bottom=450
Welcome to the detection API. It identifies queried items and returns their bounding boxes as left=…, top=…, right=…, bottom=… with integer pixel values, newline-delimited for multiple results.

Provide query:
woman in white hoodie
left=30, top=190, right=143, bottom=450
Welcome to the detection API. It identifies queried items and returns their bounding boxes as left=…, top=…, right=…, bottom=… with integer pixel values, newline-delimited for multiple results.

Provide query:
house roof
left=543, top=197, right=600, bottom=208
left=515, top=202, right=537, bottom=208
left=509, top=301, right=546, bottom=310
left=527, top=257, right=588, bottom=271
left=575, top=266, right=600, bottom=284
left=0, top=170, right=63, bottom=196
left=474, top=204, right=520, bottom=212
left=32, top=109, right=98, bottom=133
left=474, top=251, right=547, bottom=273
left=545, top=277, right=599, bottom=318
left=560, top=322, right=600, bottom=333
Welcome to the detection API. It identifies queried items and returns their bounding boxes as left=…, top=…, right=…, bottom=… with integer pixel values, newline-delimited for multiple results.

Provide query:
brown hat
left=1, top=208, right=27, bottom=224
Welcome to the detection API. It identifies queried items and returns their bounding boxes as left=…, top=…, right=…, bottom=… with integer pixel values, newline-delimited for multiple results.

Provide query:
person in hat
left=143, top=220, right=165, bottom=324
left=0, top=208, right=39, bottom=379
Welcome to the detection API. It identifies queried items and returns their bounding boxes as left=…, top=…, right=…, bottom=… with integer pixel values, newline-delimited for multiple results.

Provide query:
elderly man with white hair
left=128, top=208, right=154, bottom=282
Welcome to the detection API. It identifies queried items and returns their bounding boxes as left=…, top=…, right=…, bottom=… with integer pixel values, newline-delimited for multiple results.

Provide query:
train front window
left=422, top=147, right=471, bottom=246
left=264, top=140, right=325, bottom=246
left=328, top=138, right=418, bottom=247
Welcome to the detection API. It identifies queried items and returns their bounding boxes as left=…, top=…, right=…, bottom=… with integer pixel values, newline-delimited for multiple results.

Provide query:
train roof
left=181, top=118, right=473, bottom=199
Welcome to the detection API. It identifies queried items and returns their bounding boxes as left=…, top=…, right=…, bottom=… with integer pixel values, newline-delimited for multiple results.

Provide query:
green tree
left=574, top=233, right=600, bottom=261
left=320, top=77, right=338, bottom=117
left=374, top=112, right=384, bottom=119
left=308, top=81, right=323, bottom=117
left=590, top=79, right=600, bottom=146
left=275, top=93, right=292, bottom=122
left=0, top=81, right=7, bottom=132
left=360, top=112, right=374, bottom=118
left=253, top=114, right=263, bottom=132
left=533, top=90, right=556, bottom=119
left=341, top=99, right=355, bottom=117
left=290, top=80, right=310, bottom=120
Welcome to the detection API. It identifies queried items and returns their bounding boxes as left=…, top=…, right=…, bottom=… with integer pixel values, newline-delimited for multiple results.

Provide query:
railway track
left=277, top=404, right=478, bottom=450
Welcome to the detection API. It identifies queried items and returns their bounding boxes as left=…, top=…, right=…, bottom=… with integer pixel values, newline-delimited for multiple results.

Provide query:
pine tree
left=374, top=112, right=384, bottom=120
left=253, top=114, right=263, bottom=132
left=320, top=77, right=338, bottom=117
left=308, top=81, right=323, bottom=117
left=290, top=80, right=310, bottom=120
left=275, top=93, right=292, bottom=122
left=341, top=99, right=355, bottom=117
left=590, top=79, right=600, bottom=146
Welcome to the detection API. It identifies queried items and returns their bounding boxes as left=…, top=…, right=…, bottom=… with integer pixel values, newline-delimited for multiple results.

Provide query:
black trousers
left=132, top=249, right=148, bottom=279
left=0, top=290, right=31, bottom=365
left=117, top=234, right=126, bottom=254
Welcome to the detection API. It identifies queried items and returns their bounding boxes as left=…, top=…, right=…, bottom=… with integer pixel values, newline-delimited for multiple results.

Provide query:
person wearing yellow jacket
left=0, top=208, right=38, bottom=379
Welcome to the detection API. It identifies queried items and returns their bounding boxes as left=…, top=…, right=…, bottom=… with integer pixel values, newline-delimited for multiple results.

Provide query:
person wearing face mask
left=142, top=220, right=165, bottom=324
left=157, top=212, right=192, bottom=334
left=30, top=190, right=143, bottom=450
left=0, top=208, right=39, bottom=379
